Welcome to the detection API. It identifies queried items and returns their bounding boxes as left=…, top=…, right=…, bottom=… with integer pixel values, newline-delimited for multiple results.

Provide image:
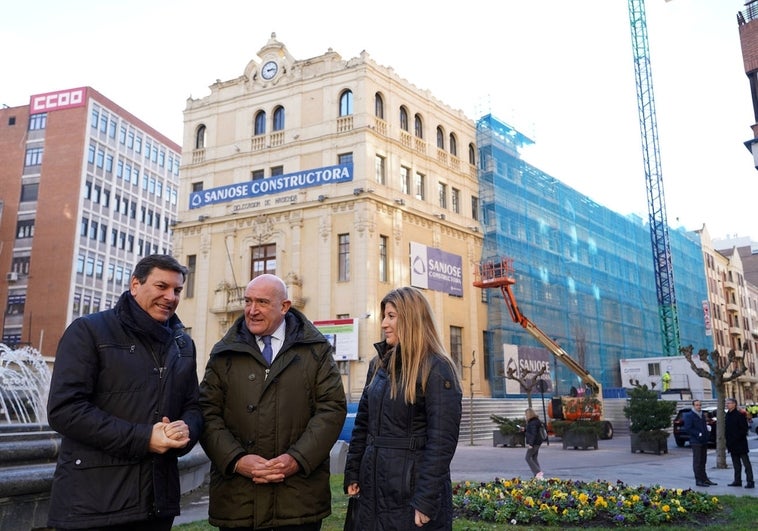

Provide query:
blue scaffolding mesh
left=476, top=114, right=710, bottom=398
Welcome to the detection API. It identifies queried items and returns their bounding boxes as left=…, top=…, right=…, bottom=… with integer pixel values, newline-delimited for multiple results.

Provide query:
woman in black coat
left=344, top=287, right=462, bottom=530
left=524, top=408, right=544, bottom=479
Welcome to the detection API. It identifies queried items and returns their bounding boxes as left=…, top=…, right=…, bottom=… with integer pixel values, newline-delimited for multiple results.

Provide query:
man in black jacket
left=47, top=254, right=203, bottom=530
left=725, top=397, right=754, bottom=488
left=682, top=400, right=717, bottom=487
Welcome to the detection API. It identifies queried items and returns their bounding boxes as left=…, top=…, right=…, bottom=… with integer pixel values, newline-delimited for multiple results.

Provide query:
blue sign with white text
left=188, top=163, right=353, bottom=209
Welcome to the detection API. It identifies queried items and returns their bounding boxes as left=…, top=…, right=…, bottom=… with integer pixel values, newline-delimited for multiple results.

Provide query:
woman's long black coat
left=344, top=343, right=462, bottom=530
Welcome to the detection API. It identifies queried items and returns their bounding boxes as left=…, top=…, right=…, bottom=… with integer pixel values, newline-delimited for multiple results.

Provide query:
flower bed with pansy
left=453, top=477, right=722, bottom=527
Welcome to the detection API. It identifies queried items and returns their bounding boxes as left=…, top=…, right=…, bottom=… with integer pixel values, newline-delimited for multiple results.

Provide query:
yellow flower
left=662, top=505, right=670, bottom=513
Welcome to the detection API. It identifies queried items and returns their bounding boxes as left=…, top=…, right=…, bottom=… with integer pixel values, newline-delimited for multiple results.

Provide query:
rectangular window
left=270, top=165, right=284, bottom=176
left=438, top=182, right=447, bottom=209
left=20, top=183, right=39, bottom=202
left=28, top=113, right=47, bottom=130
left=17, top=220, right=35, bottom=238
left=251, top=244, right=277, bottom=278
left=375, top=154, right=386, bottom=185
left=135, top=136, right=142, bottom=154
left=400, top=166, right=410, bottom=195
left=186, top=255, right=196, bottom=298
left=414, top=172, right=425, bottom=200
left=251, top=169, right=264, bottom=180
left=471, top=196, right=479, bottom=221
left=338, top=152, right=353, bottom=166
left=119, top=126, right=127, bottom=144
left=450, top=326, right=463, bottom=373
left=451, top=188, right=460, bottom=214
left=338, top=233, right=350, bottom=282
left=379, top=235, right=388, bottom=283
left=192, top=182, right=204, bottom=192
left=25, top=147, right=43, bottom=167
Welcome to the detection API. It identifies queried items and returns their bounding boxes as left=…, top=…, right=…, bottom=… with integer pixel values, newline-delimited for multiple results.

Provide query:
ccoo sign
left=30, top=87, right=87, bottom=112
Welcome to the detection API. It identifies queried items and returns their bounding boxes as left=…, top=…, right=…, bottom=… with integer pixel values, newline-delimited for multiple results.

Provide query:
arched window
left=468, top=143, right=476, bottom=165
left=273, top=106, right=285, bottom=131
left=254, top=111, right=266, bottom=135
left=436, top=126, right=444, bottom=149
left=399, top=107, right=409, bottom=131
left=449, top=133, right=458, bottom=156
left=375, top=93, right=384, bottom=119
left=339, top=90, right=353, bottom=116
left=414, top=114, right=423, bottom=139
left=195, top=125, right=206, bottom=149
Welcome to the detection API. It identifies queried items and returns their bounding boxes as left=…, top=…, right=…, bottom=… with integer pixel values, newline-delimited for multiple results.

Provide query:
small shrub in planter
left=490, top=414, right=526, bottom=447
left=624, top=384, right=677, bottom=454
left=490, top=414, right=524, bottom=435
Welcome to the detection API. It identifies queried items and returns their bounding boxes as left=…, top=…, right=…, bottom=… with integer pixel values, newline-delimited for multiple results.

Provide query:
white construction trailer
left=619, top=356, right=713, bottom=400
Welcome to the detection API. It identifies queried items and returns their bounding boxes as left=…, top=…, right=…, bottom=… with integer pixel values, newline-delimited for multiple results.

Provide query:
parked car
left=672, top=406, right=717, bottom=448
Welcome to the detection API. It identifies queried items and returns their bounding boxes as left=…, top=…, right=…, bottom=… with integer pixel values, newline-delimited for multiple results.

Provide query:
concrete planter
left=561, top=430, right=599, bottom=450
left=630, top=432, right=669, bottom=455
left=492, top=430, right=525, bottom=448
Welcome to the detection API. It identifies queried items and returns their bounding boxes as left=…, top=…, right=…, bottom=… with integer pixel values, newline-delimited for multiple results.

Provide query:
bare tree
left=680, top=344, right=747, bottom=468
left=504, top=364, right=547, bottom=410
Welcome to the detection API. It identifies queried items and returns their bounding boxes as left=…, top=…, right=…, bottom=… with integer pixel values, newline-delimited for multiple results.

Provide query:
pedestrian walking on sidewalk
left=682, top=400, right=717, bottom=487
left=725, top=397, right=754, bottom=489
left=524, top=408, right=545, bottom=479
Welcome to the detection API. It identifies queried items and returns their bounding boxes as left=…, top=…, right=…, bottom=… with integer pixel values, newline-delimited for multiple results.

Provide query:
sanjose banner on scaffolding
left=503, top=344, right=553, bottom=394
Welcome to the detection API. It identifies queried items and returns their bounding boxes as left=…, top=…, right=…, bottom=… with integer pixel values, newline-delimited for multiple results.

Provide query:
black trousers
left=691, top=442, right=708, bottom=482
left=731, top=451, right=754, bottom=483
left=220, top=522, right=321, bottom=531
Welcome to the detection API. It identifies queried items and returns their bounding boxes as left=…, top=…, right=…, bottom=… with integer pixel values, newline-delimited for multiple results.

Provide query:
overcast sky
left=2, top=0, right=756, bottom=241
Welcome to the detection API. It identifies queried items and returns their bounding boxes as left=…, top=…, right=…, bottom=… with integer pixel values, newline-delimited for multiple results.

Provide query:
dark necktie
left=261, top=335, right=273, bottom=365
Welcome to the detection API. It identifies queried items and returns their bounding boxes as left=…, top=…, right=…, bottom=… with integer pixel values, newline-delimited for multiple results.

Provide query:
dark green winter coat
left=199, top=308, right=346, bottom=528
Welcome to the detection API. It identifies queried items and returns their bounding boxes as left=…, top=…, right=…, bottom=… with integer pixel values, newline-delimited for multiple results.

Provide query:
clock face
left=261, top=60, right=279, bottom=80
